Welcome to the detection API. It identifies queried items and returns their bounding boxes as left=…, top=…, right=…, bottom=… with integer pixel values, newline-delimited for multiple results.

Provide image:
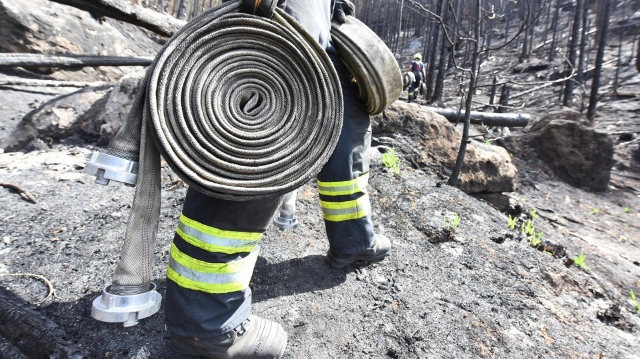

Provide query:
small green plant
left=573, top=252, right=587, bottom=269
left=631, top=290, right=640, bottom=314
left=382, top=147, right=401, bottom=174
left=529, top=231, right=543, bottom=247
left=485, top=139, right=492, bottom=145
left=624, top=207, right=630, bottom=213
left=529, top=209, right=539, bottom=221
left=444, top=213, right=461, bottom=231
left=521, top=220, right=535, bottom=236
left=507, top=214, right=517, bottom=230
left=592, top=208, right=599, bottom=215
left=509, top=153, right=514, bottom=157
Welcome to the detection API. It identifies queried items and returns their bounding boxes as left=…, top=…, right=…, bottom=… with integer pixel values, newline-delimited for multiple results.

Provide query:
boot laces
left=231, top=318, right=250, bottom=337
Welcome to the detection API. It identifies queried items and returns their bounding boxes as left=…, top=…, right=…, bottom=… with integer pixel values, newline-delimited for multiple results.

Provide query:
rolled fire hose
left=330, top=16, right=403, bottom=115
left=86, top=0, right=404, bottom=326
left=85, top=0, right=343, bottom=325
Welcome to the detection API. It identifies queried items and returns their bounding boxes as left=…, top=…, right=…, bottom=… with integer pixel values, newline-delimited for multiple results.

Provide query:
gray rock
left=529, top=119, right=614, bottom=191
left=372, top=102, right=518, bottom=194
left=0, top=71, right=145, bottom=152
left=0, top=0, right=161, bottom=82
left=0, top=85, right=113, bottom=152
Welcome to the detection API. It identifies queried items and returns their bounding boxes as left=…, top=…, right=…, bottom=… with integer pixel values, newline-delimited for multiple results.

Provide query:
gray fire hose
left=86, top=0, right=403, bottom=326
left=331, top=16, right=402, bottom=116
left=85, top=0, right=343, bottom=326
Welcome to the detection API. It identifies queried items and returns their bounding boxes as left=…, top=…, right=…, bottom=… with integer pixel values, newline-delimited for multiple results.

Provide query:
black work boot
left=325, top=234, right=391, bottom=269
left=170, top=315, right=287, bottom=359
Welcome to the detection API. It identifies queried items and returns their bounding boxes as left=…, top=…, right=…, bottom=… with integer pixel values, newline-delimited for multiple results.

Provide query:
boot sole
left=325, top=252, right=387, bottom=269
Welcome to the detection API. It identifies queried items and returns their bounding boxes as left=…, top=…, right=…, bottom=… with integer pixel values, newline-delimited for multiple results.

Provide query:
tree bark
left=549, top=0, right=561, bottom=61
left=0, top=286, right=88, bottom=358
left=562, top=0, right=584, bottom=106
left=0, top=54, right=153, bottom=68
left=48, top=0, right=185, bottom=37
left=636, top=36, right=640, bottom=72
left=586, top=0, right=611, bottom=124
left=423, top=107, right=530, bottom=127
left=448, top=0, right=481, bottom=187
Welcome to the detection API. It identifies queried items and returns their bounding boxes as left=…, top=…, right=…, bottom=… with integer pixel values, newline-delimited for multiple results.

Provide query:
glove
left=236, top=0, right=286, bottom=17
left=333, top=0, right=355, bottom=24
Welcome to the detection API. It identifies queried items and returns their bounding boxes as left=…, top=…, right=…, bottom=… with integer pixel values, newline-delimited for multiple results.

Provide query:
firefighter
left=407, top=53, right=424, bottom=103
left=165, top=0, right=390, bottom=358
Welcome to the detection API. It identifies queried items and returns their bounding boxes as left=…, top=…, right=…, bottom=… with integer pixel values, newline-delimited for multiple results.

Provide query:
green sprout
left=529, top=209, right=539, bottom=221
left=485, top=139, right=492, bottom=145
left=509, top=153, right=514, bottom=157
left=444, top=213, right=461, bottom=231
left=507, top=214, right=517, bottom=230
left=592, top=208, right=599, bottom=215
left=529, top=231, right=543, bottom=247
left=382, top=147, right=401, bottom=174
left=521, top=220, right=535, bottom=236
left=624, top=207, right=630, bottom=213
left=631, top=290, right=640, bottom=314
left=573, top=252, right=587, bottom=269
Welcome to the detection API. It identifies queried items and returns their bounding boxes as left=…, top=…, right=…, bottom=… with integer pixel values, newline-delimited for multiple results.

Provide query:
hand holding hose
left=333, top=0, right=355, bottom=24
left=222, top=0, right=286, bottom=17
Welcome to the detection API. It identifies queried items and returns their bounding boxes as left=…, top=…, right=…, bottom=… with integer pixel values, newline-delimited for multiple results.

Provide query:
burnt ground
left=0, top=38, right=640, bottom=359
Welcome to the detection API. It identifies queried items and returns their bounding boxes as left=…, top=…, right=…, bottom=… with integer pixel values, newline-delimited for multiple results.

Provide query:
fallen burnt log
left=0, top=54, right=153, bottom=68
left=422, top=106, right=530, bottom=127
left=48, top=0, right=185, bottom=37
left=0, top=286, right=87, bottom=359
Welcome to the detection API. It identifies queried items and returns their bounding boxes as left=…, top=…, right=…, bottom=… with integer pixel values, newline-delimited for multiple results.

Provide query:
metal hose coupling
left=84, top=150, right=139, bottom=186
left=273, top=190, right=299, bottom=230
left=91, top=283, right=161, bottom=327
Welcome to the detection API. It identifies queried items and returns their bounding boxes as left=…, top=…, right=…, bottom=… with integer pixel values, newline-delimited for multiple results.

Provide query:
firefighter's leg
left=407, top=80, right=417, bottom=103
left=165, top=188, right=287, bottom=358
left=319, top=47, right=391, bottom=268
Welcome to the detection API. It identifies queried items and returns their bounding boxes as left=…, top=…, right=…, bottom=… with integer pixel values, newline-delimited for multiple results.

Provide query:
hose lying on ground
left=103, top=0, right=343, bottom=290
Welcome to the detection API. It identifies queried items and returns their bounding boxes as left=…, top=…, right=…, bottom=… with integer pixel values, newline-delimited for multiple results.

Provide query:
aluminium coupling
left=91, top=283, right=162, bottom=327
left=84, top=151, right=138, bottom=186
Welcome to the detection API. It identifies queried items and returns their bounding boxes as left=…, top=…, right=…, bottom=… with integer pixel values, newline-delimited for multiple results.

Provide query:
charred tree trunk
left=488, top=76, right=498, bottom=110
left=636, top=35, right=640, bottom=72
left=576, top=0, right=589, bottom=85
left=177, top=0, right=188, bottom=19
left=426, top=0, right=445, bottom=101
left=448, top=0, right=481, bottom=187
left=562, top=0, right=584, bottom=106
left=0, top=53, right=153, bottom=68
left=0, top=286, right=88, bottom=358
left=496, top=84, right=510, bottom=113
left=549, top=0, right=561, bottom=61
left=48, top=0, right=185, bottom=37
left=587, top=0, right=611, bottom=125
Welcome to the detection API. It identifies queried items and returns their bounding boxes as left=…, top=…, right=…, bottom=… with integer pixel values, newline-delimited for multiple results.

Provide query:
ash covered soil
left=0, top=82, right=639, bottom=359
left=0, top=39, right=640, bottom=359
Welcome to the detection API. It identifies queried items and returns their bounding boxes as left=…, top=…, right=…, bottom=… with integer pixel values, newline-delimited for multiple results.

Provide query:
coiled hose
left=331, top=16, right=402, bottom=115
left=105, top=0, right=343, bottom=292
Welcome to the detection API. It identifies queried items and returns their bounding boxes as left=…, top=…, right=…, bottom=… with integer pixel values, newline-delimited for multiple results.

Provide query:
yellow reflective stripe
left=167, top=244, right=258, bottom=294
left=180, top=214, right=262, bottom=240
left=177, top=223, right=260, bottom=255
left=320, top=194, right=371, bottom=222
left=317, top=173, right=369, bottom=196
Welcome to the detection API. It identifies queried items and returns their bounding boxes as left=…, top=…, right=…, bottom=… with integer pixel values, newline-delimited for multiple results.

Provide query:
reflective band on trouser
left=320, top=193, right=371, bottom=222
left=168, top=243, right=259, bottom=294
left=177, top=214, right=261, bottom=254
left=317, top=173, right=369, bottom=196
